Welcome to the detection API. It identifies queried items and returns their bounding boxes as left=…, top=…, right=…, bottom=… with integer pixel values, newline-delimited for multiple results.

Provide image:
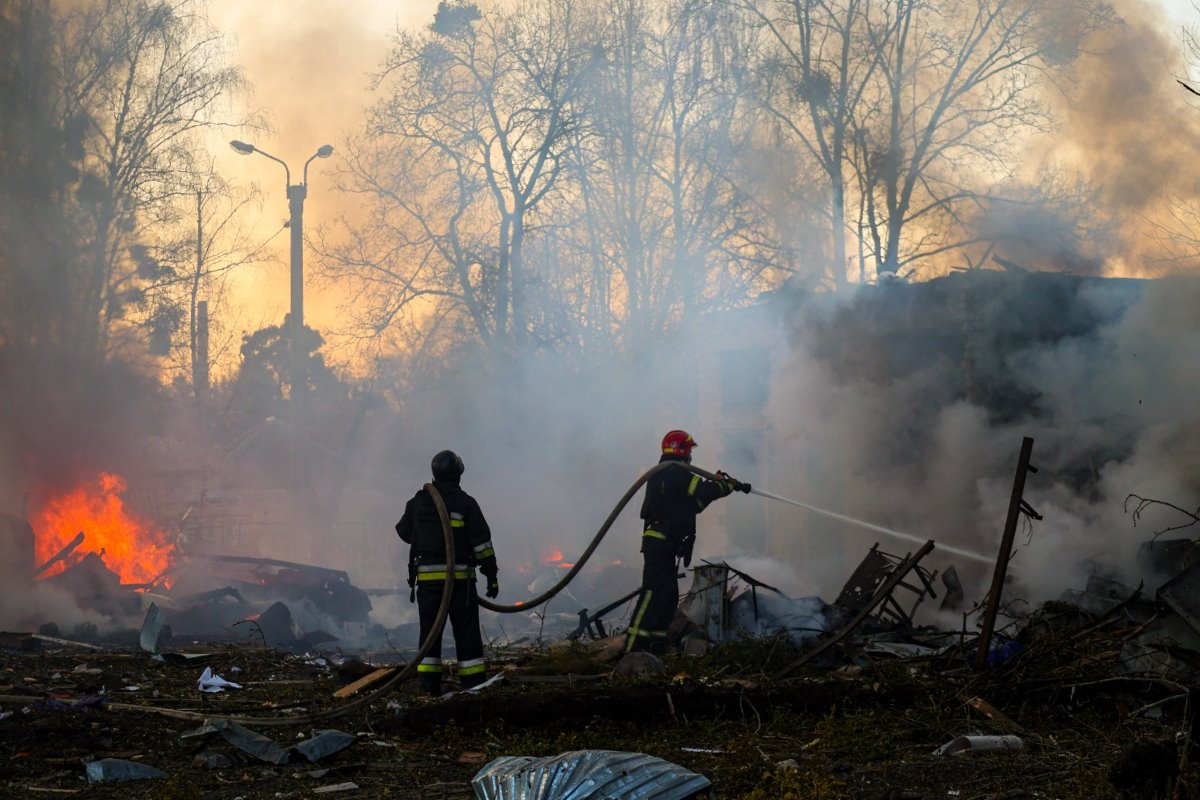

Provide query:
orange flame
left=32, top=472, right=174, bottom=585
left=542, top=548, right=564, bottom=564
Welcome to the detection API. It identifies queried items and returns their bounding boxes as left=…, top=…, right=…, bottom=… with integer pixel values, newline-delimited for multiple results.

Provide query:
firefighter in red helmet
left=625, top=430, right=749, bottom=654
left=395, top=450, right=499, bottom=695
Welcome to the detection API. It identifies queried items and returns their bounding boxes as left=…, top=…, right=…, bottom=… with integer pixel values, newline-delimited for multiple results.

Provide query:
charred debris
left=4, top=514, right=1200, bottom=798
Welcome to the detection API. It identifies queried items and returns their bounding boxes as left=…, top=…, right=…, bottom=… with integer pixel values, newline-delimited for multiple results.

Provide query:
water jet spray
left=747, top=486, right=995, bottom=564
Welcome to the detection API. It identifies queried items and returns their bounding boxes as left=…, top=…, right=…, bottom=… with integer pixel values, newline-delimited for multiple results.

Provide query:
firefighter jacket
left=395, top=480, right=498, bottom=581
left=639, top=455, right=733, bottom=557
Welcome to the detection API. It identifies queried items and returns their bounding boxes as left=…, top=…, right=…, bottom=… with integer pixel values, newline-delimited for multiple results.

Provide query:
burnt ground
left=0, top=617, right=1196, bottom=800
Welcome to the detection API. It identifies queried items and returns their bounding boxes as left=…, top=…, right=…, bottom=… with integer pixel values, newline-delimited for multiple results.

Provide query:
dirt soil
left=0, top=622, right=1195, bottom=799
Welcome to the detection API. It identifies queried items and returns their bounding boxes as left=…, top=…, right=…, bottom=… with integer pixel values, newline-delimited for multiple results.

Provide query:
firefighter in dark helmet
left=395, top=450, right=499, bottom=694
left=626, top=430, right=749, bottom=654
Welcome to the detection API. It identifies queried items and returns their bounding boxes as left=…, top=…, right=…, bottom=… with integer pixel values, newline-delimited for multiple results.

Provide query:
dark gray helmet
left=431, top=450, right=465, bottom=481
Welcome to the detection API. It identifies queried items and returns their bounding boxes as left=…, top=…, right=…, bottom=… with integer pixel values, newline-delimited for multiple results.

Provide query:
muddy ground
left=0, top=617, right=1194, bottom=799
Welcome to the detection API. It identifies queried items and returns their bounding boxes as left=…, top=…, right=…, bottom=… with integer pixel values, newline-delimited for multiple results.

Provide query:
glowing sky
left=203, top=0, right=1198, bottom=364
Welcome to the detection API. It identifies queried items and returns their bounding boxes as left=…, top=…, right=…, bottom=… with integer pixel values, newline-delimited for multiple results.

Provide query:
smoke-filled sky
left=7, top=0, right=1200, bottom=636
left=204, top=0, right=1200, bottom=350
left=205, top=0, right=438, bottom=340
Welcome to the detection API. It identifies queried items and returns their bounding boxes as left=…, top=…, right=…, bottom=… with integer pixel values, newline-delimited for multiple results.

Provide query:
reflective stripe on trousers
left=457, top=657, right=486, bottom=676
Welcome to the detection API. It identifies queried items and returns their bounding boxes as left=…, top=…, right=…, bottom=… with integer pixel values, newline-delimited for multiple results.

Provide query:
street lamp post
left=229, top=140, right=333, bottom=406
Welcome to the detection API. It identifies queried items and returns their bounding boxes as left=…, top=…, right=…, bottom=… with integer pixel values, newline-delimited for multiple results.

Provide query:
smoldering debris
left=8, top=533, right=386, bottom=652
left=5, top=532, right=1200, bottom=797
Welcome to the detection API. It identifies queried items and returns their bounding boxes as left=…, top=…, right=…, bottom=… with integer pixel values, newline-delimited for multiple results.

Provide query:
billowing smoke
left=327, top=267, right=1200, bottom=626
left=1009, top=0, right=1200, bottom=275
left=6, top=0, right=1200, bottom=642
left=764, top=272, right=1200, bottom=604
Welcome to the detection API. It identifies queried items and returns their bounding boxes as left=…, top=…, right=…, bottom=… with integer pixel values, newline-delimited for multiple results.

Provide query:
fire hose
left=0, top=461, right=720, bottom=726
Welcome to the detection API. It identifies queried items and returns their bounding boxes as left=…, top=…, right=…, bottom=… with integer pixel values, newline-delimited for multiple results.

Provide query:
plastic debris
left=198, top=666, right=243, bottom=693
left=314, top=782, right=360, bottom=794
left=463, top=671, right=505, bottom=694
left=294, top=730, right=356, bottom=763
left=85, top=758, right=167, bottom=783
left=471, top=749, right=711, bottom=800
left=932, top=735, right=1023, bottom=757
left=983, top=639, right=1024, bottom=666
left=34, top=695, right=106, bottom=712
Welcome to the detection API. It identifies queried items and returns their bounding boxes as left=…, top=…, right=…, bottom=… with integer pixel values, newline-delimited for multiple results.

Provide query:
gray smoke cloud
left=765, top=273, right=1200, bottom=606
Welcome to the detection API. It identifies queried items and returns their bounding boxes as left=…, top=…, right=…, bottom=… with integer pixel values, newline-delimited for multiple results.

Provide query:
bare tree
left=545, top=0, right=781, bottom=348
left=63, top=0, right=244, bottom=364
left=137, top=165, right=270, bottom=398
left=324, top=0, right=588, bottom=360
left=0, top=0, right=247, bottom=386
left=738, top=0, right=882, bottom=290
left=854, top=0, right=1112, bottom=277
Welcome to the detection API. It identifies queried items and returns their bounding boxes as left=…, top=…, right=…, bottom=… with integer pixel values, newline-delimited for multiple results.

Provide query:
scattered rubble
left=3, top=531, right=1200, bottom=798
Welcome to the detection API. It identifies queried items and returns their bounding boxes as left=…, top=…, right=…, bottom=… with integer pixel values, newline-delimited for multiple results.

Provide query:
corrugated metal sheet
left=471, top=749, right=712, bottom=800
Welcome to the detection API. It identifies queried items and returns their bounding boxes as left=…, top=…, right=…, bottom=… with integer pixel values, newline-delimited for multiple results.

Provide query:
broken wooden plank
left=966, top=695, right=1024, bottom=732
left=29, top=633, right=104, bottom=650
left=26, top=788, right=81, bottom=795
left=31, top=532, right=84, bottom=578
left=332, top=666, right=397, bottom=698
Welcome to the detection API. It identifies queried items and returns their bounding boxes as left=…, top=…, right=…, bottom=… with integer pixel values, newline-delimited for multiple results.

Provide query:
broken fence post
left=975, top=436, right=1038, bottom=669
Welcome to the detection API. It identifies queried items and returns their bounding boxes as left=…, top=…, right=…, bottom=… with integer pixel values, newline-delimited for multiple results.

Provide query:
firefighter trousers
left=416, top=580, right=487, bottom=693
left=626, top=548, right=678, bottom=654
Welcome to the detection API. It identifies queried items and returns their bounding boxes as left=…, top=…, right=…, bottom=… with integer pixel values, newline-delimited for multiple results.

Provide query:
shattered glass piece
left=210, top=719, right=292, bottom=765
left=139, top=602, right=168, bottom=653
left=179, top=722, right=221, bottom=740
left=85, top=758, right=168, bottom=782
left=471, top=749, right=711, bottom=800
left=294, top=730, right=356, bottom=763
left=932, top=735, right=1023, bottom=757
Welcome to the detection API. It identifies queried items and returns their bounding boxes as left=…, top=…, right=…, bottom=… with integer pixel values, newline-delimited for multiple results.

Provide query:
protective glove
left=486, top=577, right=500, bottom=599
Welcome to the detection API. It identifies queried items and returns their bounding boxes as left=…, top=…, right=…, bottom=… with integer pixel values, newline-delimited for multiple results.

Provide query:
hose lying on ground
left=0, top=463, right=727, bottom=726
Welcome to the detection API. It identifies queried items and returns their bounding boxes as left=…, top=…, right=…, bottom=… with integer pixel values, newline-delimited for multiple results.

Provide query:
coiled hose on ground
left=0, top=462, right=729, bottom=726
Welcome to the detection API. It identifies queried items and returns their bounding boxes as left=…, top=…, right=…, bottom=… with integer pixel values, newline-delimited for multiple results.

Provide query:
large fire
left=32, top=472, right=174, bottom=585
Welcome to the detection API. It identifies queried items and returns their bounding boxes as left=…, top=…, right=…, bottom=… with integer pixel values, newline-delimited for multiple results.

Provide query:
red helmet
left=661, top=429, right=697, bottom=458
